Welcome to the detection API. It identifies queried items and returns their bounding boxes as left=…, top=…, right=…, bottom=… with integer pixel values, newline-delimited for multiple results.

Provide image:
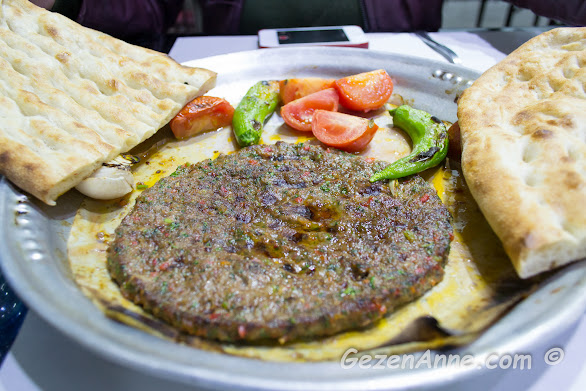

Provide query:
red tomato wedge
left=170, top=96, right=235, bottom=139
left=311, top=110, right=378, bottom=152
left=334, top=69, right=393, bottom=112
left=281, top=88, right=339, bottom=132
left=279, top=78, right=336, bottom=104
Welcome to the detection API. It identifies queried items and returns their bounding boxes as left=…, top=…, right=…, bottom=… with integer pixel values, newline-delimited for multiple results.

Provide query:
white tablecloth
left=167, top=32, right=507, bottom=73
left=2, top=31, right=584, bottom=391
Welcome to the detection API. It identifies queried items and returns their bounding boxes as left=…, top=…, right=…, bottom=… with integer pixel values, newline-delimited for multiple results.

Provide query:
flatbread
left=457, top=27, right=586, bottom=278
left=0, top=0, right=216, bottom=205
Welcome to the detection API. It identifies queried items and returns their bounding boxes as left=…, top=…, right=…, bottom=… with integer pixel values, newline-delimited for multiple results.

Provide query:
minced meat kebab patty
left=108, top=142, right=453, bottom=343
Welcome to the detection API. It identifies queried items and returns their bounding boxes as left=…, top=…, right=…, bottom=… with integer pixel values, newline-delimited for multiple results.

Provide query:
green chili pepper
left=370, top=105, right=448, bottom=182
left=232, top=80, right=280, bottom=147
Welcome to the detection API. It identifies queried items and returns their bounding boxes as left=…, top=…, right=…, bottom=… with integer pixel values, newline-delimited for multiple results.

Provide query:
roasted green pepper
left=370, top=105, right=448, bottom=182
left=232, top=80, right=280, bottom=147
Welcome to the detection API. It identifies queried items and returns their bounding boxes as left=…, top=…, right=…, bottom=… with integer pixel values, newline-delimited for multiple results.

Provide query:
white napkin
left=367, top=32, right=506, bottom=73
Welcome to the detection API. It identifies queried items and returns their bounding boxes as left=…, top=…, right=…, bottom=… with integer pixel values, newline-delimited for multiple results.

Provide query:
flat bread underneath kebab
left=0, top=0, right=216, bottom=205
left=457, top=27, right=586, bottom=278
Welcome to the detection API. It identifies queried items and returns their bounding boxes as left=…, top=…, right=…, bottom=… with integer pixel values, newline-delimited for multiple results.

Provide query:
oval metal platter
left=1, top=47, right=585, bottom=390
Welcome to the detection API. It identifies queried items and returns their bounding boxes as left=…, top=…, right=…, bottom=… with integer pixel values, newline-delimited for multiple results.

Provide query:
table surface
left=1, top=30, right=585, bottom=391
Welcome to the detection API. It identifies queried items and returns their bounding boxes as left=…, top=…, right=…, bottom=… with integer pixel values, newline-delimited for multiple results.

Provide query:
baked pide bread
left=0, top=0, right=216, bottom=205
left=457, top=27, right=586, bottom=278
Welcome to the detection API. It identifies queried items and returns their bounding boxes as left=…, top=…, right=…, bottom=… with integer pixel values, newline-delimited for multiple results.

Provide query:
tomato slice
left=280, top=88, right=339, bottom=132
left=311, top=110, right=378, bottom=152
left=334, top=69, right=393, bottom=112
left=170, top=96, right=235, bottom=139
left=279, top=78, right=336, bottom=105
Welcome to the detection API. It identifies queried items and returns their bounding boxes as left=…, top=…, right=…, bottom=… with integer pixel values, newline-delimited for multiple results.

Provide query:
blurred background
left=168, top=0, right=564, bottom=40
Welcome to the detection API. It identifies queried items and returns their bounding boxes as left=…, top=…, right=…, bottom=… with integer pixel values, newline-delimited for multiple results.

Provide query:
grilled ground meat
left=108, top=142, right=452, bottom=343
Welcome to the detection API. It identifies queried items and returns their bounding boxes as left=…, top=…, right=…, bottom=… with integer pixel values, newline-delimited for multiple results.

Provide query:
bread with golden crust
left=0, top=0, right=216, bottom=205
left=457, top=27, right=586, bottom=278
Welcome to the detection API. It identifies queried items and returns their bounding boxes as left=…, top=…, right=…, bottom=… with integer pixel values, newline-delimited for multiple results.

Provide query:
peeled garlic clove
left=76, top=165, right=134, bottom=200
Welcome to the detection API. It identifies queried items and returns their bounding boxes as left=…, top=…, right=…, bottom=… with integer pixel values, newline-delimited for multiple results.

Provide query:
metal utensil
left=415, top=31, right=462, bottom=64
left=4, top=48, right=585, bottom=391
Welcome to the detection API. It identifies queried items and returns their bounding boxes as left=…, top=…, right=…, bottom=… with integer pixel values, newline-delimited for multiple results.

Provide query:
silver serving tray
left=1, top=47, right=585, bottom=390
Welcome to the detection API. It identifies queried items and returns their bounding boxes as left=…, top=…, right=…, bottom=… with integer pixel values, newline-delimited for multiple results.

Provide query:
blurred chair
left=475, top=0, right=560, bottom=27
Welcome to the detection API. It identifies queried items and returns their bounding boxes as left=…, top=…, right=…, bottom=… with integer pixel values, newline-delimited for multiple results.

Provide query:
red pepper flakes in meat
left=107, top=142, right=452, bottom=343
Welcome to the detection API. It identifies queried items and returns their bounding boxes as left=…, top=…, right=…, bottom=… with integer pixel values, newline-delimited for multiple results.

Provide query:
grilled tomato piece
left=171, top=96, right=235, bottom=139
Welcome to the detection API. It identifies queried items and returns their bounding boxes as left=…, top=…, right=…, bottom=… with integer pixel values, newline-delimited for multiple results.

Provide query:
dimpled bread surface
left=457, top=27, right=586, bottom=278
left=0, top=0, right=216, bottom=205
